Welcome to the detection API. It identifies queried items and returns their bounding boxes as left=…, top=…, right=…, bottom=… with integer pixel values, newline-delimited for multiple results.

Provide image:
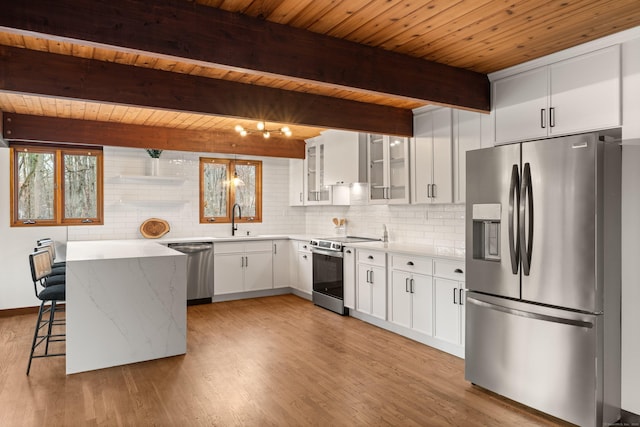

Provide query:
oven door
left=312, top=248, right=344, bottom=299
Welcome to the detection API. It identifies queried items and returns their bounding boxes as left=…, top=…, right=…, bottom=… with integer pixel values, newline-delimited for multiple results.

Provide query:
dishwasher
left=167, top=242, right=214, bottom=305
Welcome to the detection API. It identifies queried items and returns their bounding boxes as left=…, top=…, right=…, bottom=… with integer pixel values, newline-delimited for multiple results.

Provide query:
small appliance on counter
left=309, top=236, right=380, bottom=315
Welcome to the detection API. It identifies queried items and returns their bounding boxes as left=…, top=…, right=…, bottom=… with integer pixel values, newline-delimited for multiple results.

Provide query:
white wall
left=0, top=146, right=304, bottom=310
left=621, top=36, right=640, bottom=415
left=304, top=203, right=465, bottom=257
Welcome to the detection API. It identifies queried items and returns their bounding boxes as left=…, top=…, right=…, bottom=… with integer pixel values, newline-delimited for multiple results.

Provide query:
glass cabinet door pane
left=368, top=134, right=386, bottom=200
left=388, top=137, right=407, bottom=200
left=307, top=145, right=317, bottom=201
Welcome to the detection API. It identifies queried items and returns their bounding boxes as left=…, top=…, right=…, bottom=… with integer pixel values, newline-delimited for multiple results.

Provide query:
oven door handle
left=311, top=247, right=344, bottom=258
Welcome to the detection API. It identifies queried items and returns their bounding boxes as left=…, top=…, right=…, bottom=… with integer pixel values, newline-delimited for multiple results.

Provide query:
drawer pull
left=406, top=261, right=414, bottom=266
left=454, top=268, right=463, bottom=274
left=346, top=250, right=352, bottom=254
left=368, top=255, right=374, bottom=260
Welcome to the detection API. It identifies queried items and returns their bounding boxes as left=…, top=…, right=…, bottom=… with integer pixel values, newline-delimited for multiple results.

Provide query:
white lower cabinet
left=214, top=241, right=273, bottom=295
left=433, top=260, right=466, bottom=346
left=356, top=250, right=386, bottom=319
left=272, top=240, right=290, bottom=289
left=296, top=242, right=313, bottom=295
left=390, top=270, right=433, bottom=336
left=343, top=247, right=356, bottom=309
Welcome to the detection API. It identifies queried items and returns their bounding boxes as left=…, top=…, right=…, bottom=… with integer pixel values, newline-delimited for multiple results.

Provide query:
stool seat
left=38, top=284, right=65, bottom=301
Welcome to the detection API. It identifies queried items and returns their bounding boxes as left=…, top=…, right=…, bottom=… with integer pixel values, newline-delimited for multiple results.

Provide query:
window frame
left=199, top=157, right=262, bottom=224
left=10, top=144, right=104, bottom=227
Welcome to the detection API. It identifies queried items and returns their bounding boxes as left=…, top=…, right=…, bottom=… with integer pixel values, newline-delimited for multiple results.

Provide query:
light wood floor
left=0, top=295, right=572, bottom=426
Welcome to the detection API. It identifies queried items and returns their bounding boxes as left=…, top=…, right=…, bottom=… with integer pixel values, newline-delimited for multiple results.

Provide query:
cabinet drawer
left=357, top=249, right=386, bottom=267
left=244, top=240, right=273, bottom=253
left=297, top=241, right=312, bottom=253
left=433, top=259, right=465, bottom=281
left=391, top=254, right=432, bottom=275
left=214, top=242, right=245, bottom=254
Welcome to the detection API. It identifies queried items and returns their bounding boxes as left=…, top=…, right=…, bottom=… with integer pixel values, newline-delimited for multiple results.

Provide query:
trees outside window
left=10, top=145, right=103, bottom=226
left=200, top=158, right=262, bottom=223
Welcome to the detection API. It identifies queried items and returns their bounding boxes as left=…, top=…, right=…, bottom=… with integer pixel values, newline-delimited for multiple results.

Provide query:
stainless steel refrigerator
left=465, top=132, right=621, bottom=427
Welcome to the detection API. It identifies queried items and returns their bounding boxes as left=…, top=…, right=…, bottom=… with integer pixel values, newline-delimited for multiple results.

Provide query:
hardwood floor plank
left=0, top=295, right=573, bottom=426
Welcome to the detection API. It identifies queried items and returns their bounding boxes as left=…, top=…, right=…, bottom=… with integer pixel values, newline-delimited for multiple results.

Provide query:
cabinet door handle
left=540, top=108, right=546, bottom=129
left=453, top=288, right=457, bottom=304
left=411, top=278, right=415, bottom=293
left=549, top=107, right=555, bottom=128
left=241, top=256, right=244, bottom=268
left=274, top=244, right=277, bottom=255
left=454, top=268, right=463, bottom=274
left=459, top=288, right=464, bottom=305
left=299, top=192, right=303, bottom=202
left=245, top=256, right=248, bottom=267
left=432, top=184, right=437, bottom=199
left=366, top=270, right=370, bottom=283
left=407, top=261, right=414, bottom=266
left=427, top=184, right=432, bottom=198
left=405, top=277, right=409, bottom=292
left=303, top=254, right=307, bottom=259
left=370, top=270, right=374, bottom=283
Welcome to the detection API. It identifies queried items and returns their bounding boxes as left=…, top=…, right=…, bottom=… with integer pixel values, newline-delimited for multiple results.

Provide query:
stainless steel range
left=310, top=236, right=379, bottom=315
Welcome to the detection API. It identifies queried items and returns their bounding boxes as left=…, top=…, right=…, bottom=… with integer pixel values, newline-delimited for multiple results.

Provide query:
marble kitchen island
left=66, top=240, right=187, bottom=374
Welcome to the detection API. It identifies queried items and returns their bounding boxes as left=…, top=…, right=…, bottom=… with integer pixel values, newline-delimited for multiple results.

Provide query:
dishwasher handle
left=168, top=243, right=213, bottom=254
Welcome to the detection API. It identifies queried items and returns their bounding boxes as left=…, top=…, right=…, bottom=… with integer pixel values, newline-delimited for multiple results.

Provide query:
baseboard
left=0, top=303, right=66, bottom=317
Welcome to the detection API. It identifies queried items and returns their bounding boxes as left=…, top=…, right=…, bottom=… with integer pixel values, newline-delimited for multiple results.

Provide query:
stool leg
left=45, top=301, right=56, bottom=355
left=27, top=301, right=46, bottom=375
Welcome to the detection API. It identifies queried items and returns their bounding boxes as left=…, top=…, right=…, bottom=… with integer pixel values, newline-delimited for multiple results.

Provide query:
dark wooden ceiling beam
left=0, top=46, right=412, bottom=136
left=0, top=0, right=490, bottom=112
left=2, top=113, right=306, bottom=159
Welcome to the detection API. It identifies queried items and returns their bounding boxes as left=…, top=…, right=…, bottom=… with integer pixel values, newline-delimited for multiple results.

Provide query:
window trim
left=10, top=144, right=104, bottom=227
left=199, top=157, right=262, bottom=224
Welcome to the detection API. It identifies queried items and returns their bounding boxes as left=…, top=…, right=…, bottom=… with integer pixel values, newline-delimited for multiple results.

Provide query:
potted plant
left=146, top=149, right=163, bottom=176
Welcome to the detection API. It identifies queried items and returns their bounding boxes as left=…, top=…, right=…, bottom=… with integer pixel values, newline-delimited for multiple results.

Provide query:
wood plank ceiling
left=1, top=0, right=639, bottom=156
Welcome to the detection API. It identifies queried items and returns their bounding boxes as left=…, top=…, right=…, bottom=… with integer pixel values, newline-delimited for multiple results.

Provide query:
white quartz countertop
left=343, top=241, right=465, bottom=261
left=67, top=239, right=187, bottom=261
left=154, top=234, right=312, bottom=244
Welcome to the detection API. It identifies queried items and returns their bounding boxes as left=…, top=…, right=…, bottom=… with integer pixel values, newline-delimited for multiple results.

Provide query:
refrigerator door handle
left=467, top=297, right=593, bottom=329
left=519, top=162, right=534, bottom=276
left=508, top=164, right=520, bottom=274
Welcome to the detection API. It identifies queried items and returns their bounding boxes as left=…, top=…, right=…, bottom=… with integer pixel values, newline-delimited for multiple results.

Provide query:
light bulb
left=263, top=131, right=270, bottom=139
left=257, top=121, right=265, bottom=131
left=240, top=130, right=247, bottom=137
left=235, top=125, right=244, bottom=133
left=281, top=126, right=292, bottom=137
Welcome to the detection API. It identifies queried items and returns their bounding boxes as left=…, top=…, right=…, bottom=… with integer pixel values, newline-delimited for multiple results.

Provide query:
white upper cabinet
left=453, top=110, right=483, bottom=204
left=288, top=159, right=304, bottom=206
left=494, top=45, right=621, bottom=144
left=368, top=134, right=410, bottom=204
left=411, top=108, right=453, bottom=204
left=323, top=130, right=361, bottom=185
left=305, top=136, right=332, bottom=205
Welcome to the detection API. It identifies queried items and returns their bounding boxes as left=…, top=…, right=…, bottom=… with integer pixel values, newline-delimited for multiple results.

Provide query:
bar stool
left=33, top=245, right=65, bottom=286
left=36, top=238, right=66, bottom=269
left=27, top=249, right=66, bottom=375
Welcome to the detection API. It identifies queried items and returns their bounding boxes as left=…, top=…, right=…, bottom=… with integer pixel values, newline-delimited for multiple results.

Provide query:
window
left=200, top=158, right=262, bottom=223
left=10, top=145, right=104, bottom=226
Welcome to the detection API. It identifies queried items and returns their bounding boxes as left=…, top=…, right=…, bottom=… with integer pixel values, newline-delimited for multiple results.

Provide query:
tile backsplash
left=68, top=147, right=465, bottom=256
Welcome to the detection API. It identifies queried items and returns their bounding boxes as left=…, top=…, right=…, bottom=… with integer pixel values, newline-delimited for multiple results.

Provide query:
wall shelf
left=113, top=175, right=187, bottom=185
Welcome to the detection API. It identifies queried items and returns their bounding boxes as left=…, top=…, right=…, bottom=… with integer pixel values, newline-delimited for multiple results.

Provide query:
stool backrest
left=29, top=250, right=52, bottom=284
left=37, top=240, right=56, bottom=262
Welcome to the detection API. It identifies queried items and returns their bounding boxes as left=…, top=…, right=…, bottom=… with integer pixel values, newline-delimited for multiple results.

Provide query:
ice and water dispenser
left=472, top=204, right=501, bottom=261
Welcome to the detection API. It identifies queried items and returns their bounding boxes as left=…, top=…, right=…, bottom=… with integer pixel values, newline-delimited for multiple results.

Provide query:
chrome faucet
left=232, top=203, right=242, bottom=236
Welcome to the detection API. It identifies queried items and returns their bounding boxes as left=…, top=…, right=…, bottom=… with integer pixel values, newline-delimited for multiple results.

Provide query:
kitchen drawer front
left=357, top=249, right=386, bottom=267
left=244, top=240, right=274, bottom=253
left=214, top=242, right=245, bottom=254
left=391, top=254, right=432, bottom=275
left=297, top=241, right=312, bottom=253
left=433, top=259, right=465, bottom=281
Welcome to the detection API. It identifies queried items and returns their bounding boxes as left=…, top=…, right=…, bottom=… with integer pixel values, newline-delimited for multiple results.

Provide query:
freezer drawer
left=464, top=293, right=615, bottom=427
